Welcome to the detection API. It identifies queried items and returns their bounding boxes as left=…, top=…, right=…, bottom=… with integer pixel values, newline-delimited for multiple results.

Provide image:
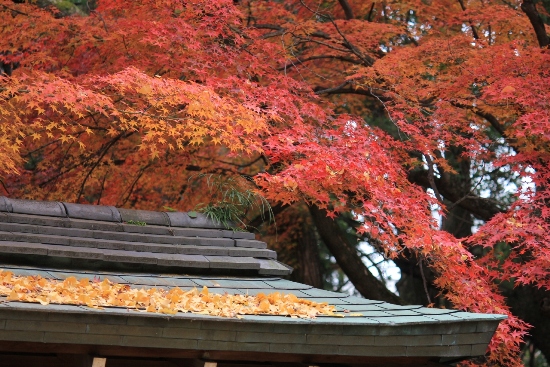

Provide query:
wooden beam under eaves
left=92, top=357, right=107, bottom=367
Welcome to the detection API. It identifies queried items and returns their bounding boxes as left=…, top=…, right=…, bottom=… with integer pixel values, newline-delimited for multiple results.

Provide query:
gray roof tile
left=63, top=202, right=121, bottom=222
left=235, top=239, right=267, bottom=249
left=118, top=275, right=198, bottom=287
left=0, top=196, right=504, bottom=360
left=191, top=278, right=273, bottom=289
left=257, top=259, right=292, bottom=276
left=166, top=212, right=225, bottom=229
left=0, top=240, right=50, bottom=256
left=154, top=253, right=210, bottom=268
left=262, top=279, right=312, bottom=290
left=0, top=196, right=12, bottom=212
left=118, top=208, right=171, bottom=226
left=205, top=256, right=260, bottom=270
left=0, top=197, right=290, bottom=275
left=9, top=198, right=67, bottom=217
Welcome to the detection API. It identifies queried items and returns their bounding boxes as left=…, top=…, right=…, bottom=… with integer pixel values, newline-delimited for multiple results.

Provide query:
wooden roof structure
left=0, top=197, right=506, bottom=367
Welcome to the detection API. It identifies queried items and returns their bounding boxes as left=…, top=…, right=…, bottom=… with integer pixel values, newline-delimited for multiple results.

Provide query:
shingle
left=339, top=345, right=407, bottom=356
left=382, top=310, right=424, bottom=317
left=118, top=208, right=170, bottom=226
left=234, top=239, right=267, bottom=249
left=375, top=334, right=442, bottom=346
left=5, top=319, right=87, bottom=334
left=271, top=342, right=340, bottom=355
left=441, top=331, right=494, bottom=345
left=341, top=296, right=384, bottom=305
left=1, top=267, right=53, bottom=279
left=69, top=218, right=123, bottom=232
left=334, top=309, right=392, bottom=317
left=416, top=308, right=459, bottom=315
left=227, top=247, right=277, bottom=259
left=46, top=244, right=105, bottom=260
left=375, top=303, right=423, bottom=310
left=63, top=202, right=121, bottom=222
left=476, top=320, right=503, bottom=332
left=300, top=297, right=351, bottom=305
left=374, top=316, right=439, bottom=325
left=0, top=240, right=49, bottom=256
left=421, top=314, right=463, bottom=322
left=102, top=249, right=159, bottom=264
left=334, top=304, right=386, bottom=312
left=452, top=312, right=505, bottom=321
left=0, top=329, right=44, bottom=343
left=203, top=287, right=243, bottom=295
left=1, top=213, right=71, bottom=227
left=471, top=343, right=489, bottom=356
left=262, top=279, right=312, bottom=290
left=0, top=196, right=12, bottom=212
left=177, top=237, right=235, bottom=247
left=166, top=212, right=225, bottom=229
left=122, top=335, right=198, bottom=349
left=44, top=331, right=123, bottom=345
left=257, top=259, right=292, bottom=276
left=46, top=271, right=126, bottom=284
left=163, top=327, right=236, bottom=341
left=406, top=344, right=472, bottom=357
left=206, top=256, right=261, bottom=270
left=155, top=253, right=209, bottom=268
left=9, top=198, right=66, bottom=217
left=300, top=288, right=345, bottom=298
left=171, top=228, right=224, bottom=238
left=191, top=278, right=271, bottom=289
left=236, top=331, right=306, bottom=344
left=307, top=333, right=374, bottom=346
left=119, top=275, right=198, bottom=288
left=221, top=230, right=256, bottom=240
left=87, top=323, right=164, bottom=337
left=199, top=340, right=270, bottom=353
left=239, top=288, right=310, bottom=298
left=122, top=224, right=173, bottom=235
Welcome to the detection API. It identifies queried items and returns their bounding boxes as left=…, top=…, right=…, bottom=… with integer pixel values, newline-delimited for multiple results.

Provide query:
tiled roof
left=0, top=196, right=506, bottom=360
left=0, top=265, right=506, bottom=359
left=0, top=197, right=291, bottom=276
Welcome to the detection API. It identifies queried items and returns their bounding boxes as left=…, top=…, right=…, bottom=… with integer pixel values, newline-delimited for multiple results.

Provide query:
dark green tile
left=406, top=344, right=472, bottom=357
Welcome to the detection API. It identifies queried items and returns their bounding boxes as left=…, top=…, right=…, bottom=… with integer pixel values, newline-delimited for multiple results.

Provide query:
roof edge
left=0, top=196, right=237, bottom=231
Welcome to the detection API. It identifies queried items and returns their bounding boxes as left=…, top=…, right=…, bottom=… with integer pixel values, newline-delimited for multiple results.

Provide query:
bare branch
left=314, top=80, right=351, bottom=95
left=457, top=0, right=480, bottom=40
left=337, top=0, right=354, bottom=19
left=520, top=0, right=550, bottom=48
left=279, top=55, right=362, bottom=71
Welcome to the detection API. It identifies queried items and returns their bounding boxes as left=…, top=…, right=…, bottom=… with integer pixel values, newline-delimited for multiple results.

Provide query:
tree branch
left=337, top=0, right=354, bottom=19
left=520, top=0, right=550, bottom=48
left=279, top=55, right=362, bottom=71
left=457, top=0, right=480, bottom=40
left=310, top=206, right=404, bottom=304
left=408, top=168, right=505, bottom=221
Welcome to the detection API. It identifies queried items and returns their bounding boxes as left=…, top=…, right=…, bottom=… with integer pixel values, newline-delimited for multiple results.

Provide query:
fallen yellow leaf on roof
left=0, top=270, right=339, bottom=319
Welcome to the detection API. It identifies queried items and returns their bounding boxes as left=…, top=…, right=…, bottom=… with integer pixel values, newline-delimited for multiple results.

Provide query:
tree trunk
left=309, top=206, right=403, bottom=304
left=296, top=216, right=324, bottom=288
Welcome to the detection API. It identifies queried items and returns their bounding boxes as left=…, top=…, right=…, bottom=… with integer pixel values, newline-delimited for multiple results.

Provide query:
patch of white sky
left=336, top=212, right=401, bottom=296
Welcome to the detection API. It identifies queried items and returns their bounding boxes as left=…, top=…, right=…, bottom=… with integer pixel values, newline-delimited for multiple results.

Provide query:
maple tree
left=1, top=0, right=550, bottom=365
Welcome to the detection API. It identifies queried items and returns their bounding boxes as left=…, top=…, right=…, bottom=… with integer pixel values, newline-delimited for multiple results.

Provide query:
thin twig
left=418, top=257, right=432, bottom=304
left=424, top=154, right=445, bottom=204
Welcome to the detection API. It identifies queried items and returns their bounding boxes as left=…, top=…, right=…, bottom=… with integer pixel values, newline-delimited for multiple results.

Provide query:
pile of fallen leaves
left=0, top=270, right=337, bottom=318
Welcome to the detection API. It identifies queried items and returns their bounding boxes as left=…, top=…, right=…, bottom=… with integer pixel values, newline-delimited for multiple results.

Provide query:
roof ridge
left=0, top=196, right=229, bottom=230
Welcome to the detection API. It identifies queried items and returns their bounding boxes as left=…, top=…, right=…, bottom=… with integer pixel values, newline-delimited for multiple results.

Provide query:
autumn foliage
left=1, top=0, right=550, bottom=365
left=0, top=270, right=337, bottom=318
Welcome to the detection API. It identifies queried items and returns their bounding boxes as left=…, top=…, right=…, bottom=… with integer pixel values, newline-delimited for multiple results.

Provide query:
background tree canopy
left=1, top=0, right=549, bottom=365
